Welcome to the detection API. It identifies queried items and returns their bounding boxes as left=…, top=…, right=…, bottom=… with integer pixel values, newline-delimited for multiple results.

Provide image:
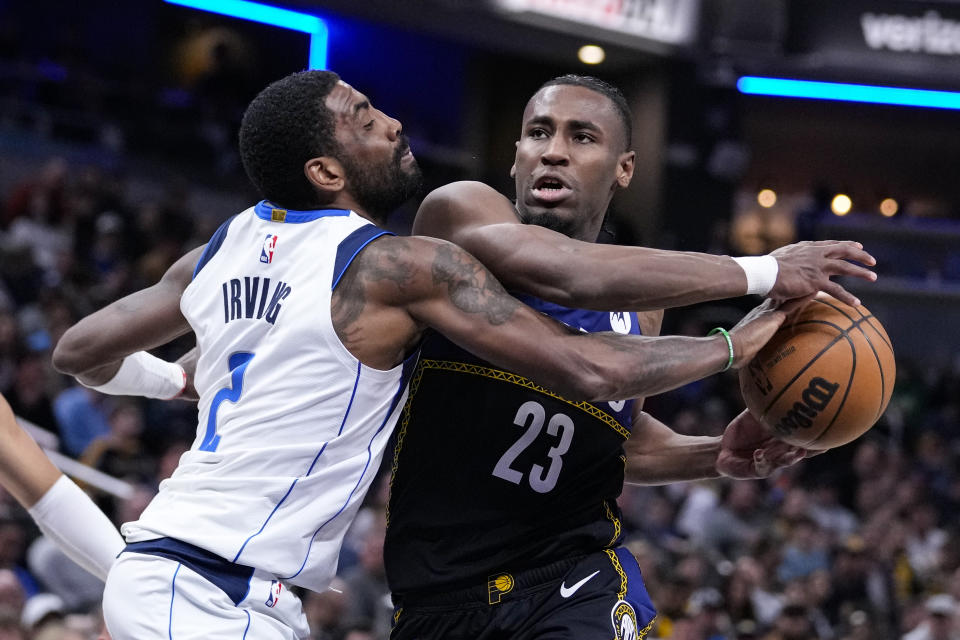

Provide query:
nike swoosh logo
left=559, top=570, right=600, bottom=598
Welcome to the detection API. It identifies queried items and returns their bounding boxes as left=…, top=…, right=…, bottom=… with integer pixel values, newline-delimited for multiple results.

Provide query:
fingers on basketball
left=739, top=292, right=895, bottom=450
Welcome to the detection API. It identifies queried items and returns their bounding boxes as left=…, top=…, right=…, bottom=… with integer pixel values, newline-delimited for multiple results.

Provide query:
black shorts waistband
left=123, top=537, right=255, bottom=605
left=395, top=554, right=588, bottom=609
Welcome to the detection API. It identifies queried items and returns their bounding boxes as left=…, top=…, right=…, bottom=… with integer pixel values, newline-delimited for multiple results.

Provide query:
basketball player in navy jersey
left=41, top=70, right=796, bottom=640
left=384, top=76, right=877, bottom=639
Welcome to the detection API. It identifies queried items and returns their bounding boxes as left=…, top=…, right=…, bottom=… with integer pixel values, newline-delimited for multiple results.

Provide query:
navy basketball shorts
left=390, top=547, right=657, bottom=640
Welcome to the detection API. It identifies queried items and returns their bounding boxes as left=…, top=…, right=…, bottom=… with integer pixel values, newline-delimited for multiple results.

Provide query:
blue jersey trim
left=232, top=361, right=362, bottom=564
left=254, top=200, right=351, bottom=223
left=332, top=225, right=395, bottom=291
left=231, top=478, right=301, bottom=563
left=281, top=371, right=409, bottom=580
left=307, top=361, right=360, bottom=475
left=242, top=610, right=251, bottom=639
left=168, top=562, right=181, bottom=640
left=125, top=538, right=254, bottom=606
left=193, top=215, right=237, bottom=279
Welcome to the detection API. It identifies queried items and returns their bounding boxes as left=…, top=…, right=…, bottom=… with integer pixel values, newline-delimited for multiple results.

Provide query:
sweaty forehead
left=523, top=85, right=622, bottom=136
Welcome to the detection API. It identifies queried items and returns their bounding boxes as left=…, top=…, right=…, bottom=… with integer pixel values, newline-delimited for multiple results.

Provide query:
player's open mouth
left=531, top=175, right=572, bottom=203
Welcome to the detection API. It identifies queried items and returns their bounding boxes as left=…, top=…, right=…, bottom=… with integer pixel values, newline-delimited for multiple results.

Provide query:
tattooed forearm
left=431, top=243, right=519, bottom=325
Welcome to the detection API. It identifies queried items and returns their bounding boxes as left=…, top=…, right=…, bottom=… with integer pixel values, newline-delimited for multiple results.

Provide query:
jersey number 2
left=199, top=352, right=255, bottom=452
left=492, top=400, right=574, bottom=493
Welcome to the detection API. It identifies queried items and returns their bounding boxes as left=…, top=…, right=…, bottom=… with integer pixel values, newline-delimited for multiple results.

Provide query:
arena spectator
left=302, top=577, right=349, bottom=640
left=51, top=387, right=109, bottom=458
left=341, top=513, right=391, bottom=639
left=902, top=594, right=960, bottom=640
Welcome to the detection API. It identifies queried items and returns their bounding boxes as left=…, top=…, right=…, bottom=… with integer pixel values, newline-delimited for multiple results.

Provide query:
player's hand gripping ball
left=739, top=293, right=895, bottom=450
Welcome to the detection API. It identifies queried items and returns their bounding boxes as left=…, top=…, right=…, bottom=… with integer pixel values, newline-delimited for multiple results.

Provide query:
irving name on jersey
left=220, top=277, right=293, bottom=324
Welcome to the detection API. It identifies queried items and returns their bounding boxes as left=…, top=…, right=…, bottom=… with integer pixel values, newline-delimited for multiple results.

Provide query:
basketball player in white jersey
left=48, top=70, right=795, bottom=639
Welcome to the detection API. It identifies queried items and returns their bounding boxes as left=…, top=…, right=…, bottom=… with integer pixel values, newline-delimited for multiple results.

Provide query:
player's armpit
left=52, top=245, right=205, bottom=383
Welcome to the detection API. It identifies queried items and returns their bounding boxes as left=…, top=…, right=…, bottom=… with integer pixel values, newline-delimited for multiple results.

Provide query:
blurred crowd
left=0, top=156, right=959, bottom=640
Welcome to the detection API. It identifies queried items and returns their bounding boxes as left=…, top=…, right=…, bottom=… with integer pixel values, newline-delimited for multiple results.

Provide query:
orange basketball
left=739, top=293, right=895, bottom=450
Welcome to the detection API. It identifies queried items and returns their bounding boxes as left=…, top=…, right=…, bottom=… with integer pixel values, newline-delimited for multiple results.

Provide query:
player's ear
left=509, top=141, right=520, bottom=179
left=305, top=157, right=345, bottom=194
left=616, top=150, right=635, bottom=188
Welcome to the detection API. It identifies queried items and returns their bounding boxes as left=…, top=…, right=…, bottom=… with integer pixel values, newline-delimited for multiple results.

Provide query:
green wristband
left=708, top=327, right=734, bottom=372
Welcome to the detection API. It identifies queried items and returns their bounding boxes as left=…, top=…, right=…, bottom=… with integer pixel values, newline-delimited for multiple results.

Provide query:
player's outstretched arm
left=414, top=181, right=876, bottom=310
left=0, top=394, right=124, bottom=580
left=52, top=246, right=205, bottom=396
left=350, top=235, right=789, bottom=402
left=623, top=409, right=806, bottom=485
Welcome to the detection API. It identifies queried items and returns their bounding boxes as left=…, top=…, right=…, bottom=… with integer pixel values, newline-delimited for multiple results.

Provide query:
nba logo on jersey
left=265, top=580, right=282, bottom=608
left=260, top=234, right=278, bottom=264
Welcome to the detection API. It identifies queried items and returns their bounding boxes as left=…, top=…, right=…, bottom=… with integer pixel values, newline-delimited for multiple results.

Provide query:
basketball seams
left=745, top=296, right=894, bottom=451
left=756, top=313, right=873, bottom=448
left=757, top=319, right=855, bottom=419
left=816, top=298, right=890, bottom=422
left=805, top=335, right=857, bottom=448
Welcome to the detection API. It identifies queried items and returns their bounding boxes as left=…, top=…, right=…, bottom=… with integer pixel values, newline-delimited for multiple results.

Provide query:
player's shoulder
left=423, top=180, right=502, bottom=202
left=358, top=233, right=448, bottom=260
left=348, top=234, right=453, bottom=286
left=413, top=181, right=518, bottom=239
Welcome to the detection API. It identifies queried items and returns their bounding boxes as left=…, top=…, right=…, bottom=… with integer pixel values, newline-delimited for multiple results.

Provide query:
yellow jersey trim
left=414, top=359, right=630, bottom=438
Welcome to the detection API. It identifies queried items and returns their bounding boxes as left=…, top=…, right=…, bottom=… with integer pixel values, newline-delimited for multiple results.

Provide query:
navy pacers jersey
left=384, top=295, right=642, bottom=596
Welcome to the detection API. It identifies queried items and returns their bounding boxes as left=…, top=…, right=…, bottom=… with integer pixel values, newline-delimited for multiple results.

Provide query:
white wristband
left=732, top=255, right=779, bottom=296
left=82, top=351, right=186, bottom=400
left=27, top=476, right=125, bottom=581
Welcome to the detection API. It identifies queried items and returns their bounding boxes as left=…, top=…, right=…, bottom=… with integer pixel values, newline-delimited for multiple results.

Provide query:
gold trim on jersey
left=603, top=501, right=622, bottom=547
left=415, top=359, right=630, bottom=438
left=385, top=355, right=428, bottom=526
left=605, top=549, right=627, bottom=600
left=605, top=550, right=657, bottom=640
left=386, top=358, right=630, bottom=525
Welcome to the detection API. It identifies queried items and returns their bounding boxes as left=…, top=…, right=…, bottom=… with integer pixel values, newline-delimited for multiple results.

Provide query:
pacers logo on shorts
left=611, top=599, right=639, bottom=640
left=487, top=573, right=514, bottom=605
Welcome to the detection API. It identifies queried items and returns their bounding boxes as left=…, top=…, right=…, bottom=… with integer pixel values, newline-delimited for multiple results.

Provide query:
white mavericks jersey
left=122, top=201, right=415, bottom=592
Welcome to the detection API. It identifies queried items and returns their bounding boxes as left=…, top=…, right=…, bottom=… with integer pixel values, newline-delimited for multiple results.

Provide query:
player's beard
left=515, top=205, right=578, bottom=238
left=342, top=136, right=423, bottom=222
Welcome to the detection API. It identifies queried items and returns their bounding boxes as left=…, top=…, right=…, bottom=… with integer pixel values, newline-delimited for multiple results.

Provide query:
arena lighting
left=164, top=0, right=328, bottom=69
left=757, top=188, right=776, bottom=208
left=737, top=76, right=960, bottom=111
left=831, top=194, right=852, bottom=216
left=880, top=198, right=899, bottom=217
left=577, top=45, right=606, bottom=65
